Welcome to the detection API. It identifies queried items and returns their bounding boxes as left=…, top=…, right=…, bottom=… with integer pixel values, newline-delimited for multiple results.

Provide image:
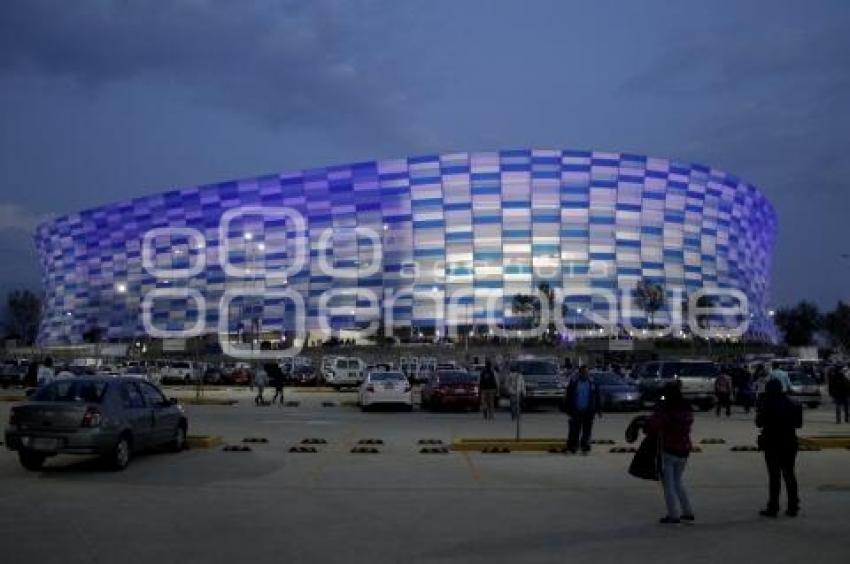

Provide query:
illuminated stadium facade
left=34, top=149, right=777, bottom=345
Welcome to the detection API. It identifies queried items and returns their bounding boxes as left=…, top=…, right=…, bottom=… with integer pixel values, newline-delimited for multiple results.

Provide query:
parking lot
left=1, top=388, right=849, bottom=564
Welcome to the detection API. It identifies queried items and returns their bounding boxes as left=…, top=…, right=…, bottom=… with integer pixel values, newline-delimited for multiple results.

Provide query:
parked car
left=635, top=360, right=718, bottom=410
left=421, top=370, right=480, bottom=411
left=0, top=360, right=25, bottom=388
left=787, top=371, right=822, bottom=408
left=358, top=371, right=413, bottom=410
left=288, top=365, right=318, bottom=386
left=588, top=371, right=642, bottom=411
left=504, top=358, right=566, bottom=407
left=222, top=362, right=252, bottom=386
left=324, top=357, right=365, bottom=389
left=5, top=376, right=188, bottom=471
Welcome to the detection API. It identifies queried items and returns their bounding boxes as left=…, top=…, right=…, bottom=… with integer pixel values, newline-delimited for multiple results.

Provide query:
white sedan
left=359, top=371, right=413, bottom=411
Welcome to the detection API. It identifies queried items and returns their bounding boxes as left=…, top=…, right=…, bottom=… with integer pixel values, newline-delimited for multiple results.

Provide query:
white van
left=324, top=357, right=365, bottom=389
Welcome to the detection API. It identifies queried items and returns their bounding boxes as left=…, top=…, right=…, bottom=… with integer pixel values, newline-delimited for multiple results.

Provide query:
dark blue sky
left=0, top=0, right=848, bottom=310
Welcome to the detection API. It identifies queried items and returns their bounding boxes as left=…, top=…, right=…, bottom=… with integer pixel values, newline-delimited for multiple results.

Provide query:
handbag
left=628, top=432, right=662, bottom=481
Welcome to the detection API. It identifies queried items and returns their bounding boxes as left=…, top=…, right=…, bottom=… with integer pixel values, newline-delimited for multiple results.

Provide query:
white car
left=359, top=371, right=413, bottom=411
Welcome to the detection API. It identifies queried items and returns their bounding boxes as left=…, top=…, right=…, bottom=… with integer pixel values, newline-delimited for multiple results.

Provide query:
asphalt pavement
left=1, top=390, right=849, bottom=564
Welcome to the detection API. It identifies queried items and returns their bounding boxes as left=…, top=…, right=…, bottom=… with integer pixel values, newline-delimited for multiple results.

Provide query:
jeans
left=661, top=453, right=693, bottom=519
left=480, top=390, right=496, bottom=420
left=567, top=412, right=594, bottom=452
left=834, top=397, right=849, bottom=423
left=254, top=385, right=265, bottom=405
left=764, top=447, right=799, bottom=511
left=271, top=388, right=284, bottom=405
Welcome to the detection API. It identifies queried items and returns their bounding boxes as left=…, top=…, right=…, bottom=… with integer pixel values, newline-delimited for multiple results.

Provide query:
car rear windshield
left=437, top=371, right=476, bottom=385
left=370, top=372, right=406, bottom=381
left=789, top=372, right=816, bottom=385
left=661, top=362, right=718, bottom=378
left=33, top=381, right=108, bottom=403
left=512, top=361, right=558, bottom=375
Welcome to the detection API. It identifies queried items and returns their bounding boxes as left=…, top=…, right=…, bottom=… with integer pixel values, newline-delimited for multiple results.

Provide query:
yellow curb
left=0, top=396, right=25, bottom=402
left=452, top=438, right=567, bottom=452
left=187, top=435, right=224, bottom=449
left=799, top=436, right=850, bottom=449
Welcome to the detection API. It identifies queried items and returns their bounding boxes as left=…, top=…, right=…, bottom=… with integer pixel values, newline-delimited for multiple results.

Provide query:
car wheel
left=108, top=434, right=132, bottom=471
left=18, top=450, right=46, bottom=471
left=808, top=402, right=820, bottom=409
left=170, top=422, right=188, bottom=452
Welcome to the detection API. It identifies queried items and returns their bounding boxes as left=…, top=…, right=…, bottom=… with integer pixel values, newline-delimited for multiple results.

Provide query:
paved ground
left=1, top=390, right=849, bottom=563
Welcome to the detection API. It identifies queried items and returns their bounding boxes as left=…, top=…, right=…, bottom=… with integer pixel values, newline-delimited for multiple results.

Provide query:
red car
left=420, top=370, right=480, bottom=411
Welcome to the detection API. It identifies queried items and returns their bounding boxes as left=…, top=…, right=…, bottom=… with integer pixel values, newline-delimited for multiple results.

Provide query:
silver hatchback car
left=5, top=376, right=188, bottom=471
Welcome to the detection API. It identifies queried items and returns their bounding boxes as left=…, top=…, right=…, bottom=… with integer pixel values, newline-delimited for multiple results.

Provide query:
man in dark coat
left=756, top=379, right=803, bottom=517
left=564, top=366, right=602, bottom=454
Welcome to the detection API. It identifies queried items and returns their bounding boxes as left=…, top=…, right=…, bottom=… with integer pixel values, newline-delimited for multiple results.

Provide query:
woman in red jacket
left=648, top=382, right=695, bottom=524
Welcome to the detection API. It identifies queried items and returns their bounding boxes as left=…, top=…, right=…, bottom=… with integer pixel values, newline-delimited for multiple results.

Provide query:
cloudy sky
left=0, top=0, right=848, bottom=311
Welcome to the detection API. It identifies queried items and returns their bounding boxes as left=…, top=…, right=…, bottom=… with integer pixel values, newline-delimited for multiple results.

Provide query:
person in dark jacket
left=479, top=359, right=498, bottom=420
left=827, top=366, right=848, bottom=424
left=564, top=366, right=602, bottom=454
left=647, top=382, right=695, bottom=524
left=756, top=378, right=803, bottom=517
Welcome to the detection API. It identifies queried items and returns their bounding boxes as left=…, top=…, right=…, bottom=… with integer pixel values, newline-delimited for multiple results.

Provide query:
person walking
left=564, top=366, right=602, bottom=454
left=756, top=379, right=802, bottom=518
left=253, top=365, right=268, bottom=406
left=479, top=359, right=498, bottom=420
left=647, top=382, right=695, bottom=524
left=36, top=356, right=55, bottom=388
left=266, top=362, right=285, bottom=406
left=714, top=369, right=733, bottom=417
left=827, top=366, right=849, bottom=424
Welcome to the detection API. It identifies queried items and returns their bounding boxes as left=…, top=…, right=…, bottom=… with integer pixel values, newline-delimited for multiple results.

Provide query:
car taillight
left=81, top=407, right=102, bottom=428
left=366, top=385, right=375, bottom=393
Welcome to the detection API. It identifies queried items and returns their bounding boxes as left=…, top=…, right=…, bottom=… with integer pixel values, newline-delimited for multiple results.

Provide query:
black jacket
left=479, top=367, right=498, bottom=391
left=756, top=394, right=802, bottom=450
left=564, top=378, right=602, bottom=416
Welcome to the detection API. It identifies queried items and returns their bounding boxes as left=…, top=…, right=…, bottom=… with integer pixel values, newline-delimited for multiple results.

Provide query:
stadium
left=33, top=148, right=777, bottom=346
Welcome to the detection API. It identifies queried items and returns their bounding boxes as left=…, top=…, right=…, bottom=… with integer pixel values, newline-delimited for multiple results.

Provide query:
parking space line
left=462, top=452, right=481, bottom=482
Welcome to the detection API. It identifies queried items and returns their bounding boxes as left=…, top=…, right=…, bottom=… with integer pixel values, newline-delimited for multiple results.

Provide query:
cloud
left=0, top=0, right=424, bottom=145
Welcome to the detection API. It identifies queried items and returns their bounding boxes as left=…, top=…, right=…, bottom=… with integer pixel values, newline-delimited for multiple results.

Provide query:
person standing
left=756, top=379, right=802, bottom=518
left=252, top=365, right=268, bottom=406
left=36, top=357, right=55, bottom=388
left=564, top=366, right=602, bottom=454
left=827, top=366, right=849, bottom=424
left=714, top=369, right=733, bottom=417
left=647, top=382, right=695, bottom=524
left=736, top=367, right=755, bottom=414
left=479, top=359, right=498, bottom=420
